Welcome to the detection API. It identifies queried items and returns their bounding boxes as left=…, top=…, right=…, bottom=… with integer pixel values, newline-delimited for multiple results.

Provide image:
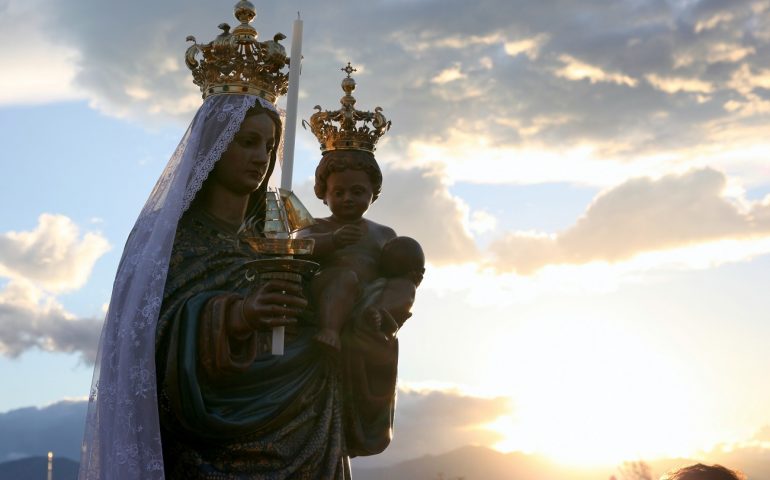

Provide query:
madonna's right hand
left=241, top=279, right=307, bottom=330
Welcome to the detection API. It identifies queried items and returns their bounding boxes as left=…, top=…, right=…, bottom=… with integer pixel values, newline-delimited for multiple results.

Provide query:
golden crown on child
left=304, top=63, right=392, bottom=154
left=185, top=0, right=290, bottom=102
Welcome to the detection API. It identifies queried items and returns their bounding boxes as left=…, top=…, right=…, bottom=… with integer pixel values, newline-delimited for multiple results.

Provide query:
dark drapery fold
left=154, top=208, right=399, bottom=479
left=342, top=280, right=400, bottom=457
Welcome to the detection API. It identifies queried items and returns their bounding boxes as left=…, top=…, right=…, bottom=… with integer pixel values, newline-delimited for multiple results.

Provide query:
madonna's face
left=211, top=113, right=275, bottom=195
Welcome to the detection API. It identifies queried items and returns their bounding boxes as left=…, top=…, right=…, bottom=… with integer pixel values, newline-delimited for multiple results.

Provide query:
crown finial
left=303, top=63, right=391, bottom=153
left=341, top=62, right=357, bottom=78
left=185, top=1, right=289, bottom=102
left=234, top=1, right=256, bottom=23
left=232, top=1, right=257, bottom=38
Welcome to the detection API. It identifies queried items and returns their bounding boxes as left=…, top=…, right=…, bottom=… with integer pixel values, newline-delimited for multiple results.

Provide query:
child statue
left=296, top=151, right=424, bottom=350
left=297, top=63, right=425, bottom=351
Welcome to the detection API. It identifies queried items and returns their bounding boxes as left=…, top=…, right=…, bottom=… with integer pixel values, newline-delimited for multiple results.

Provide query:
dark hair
left=313, top=150, right=382, bottom=202
left=661, top=464, right=745, bottom=480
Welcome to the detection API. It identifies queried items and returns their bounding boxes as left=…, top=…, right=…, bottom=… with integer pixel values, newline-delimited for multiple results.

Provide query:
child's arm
left=294, top=222, right=364, bottom=257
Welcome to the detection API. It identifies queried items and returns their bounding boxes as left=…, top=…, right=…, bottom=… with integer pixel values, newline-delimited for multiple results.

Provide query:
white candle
left=272, top=325, right=285, bottom=356
left=281, top=12, right=302, bottom=191
left=272, top=13, right=303, bottom=355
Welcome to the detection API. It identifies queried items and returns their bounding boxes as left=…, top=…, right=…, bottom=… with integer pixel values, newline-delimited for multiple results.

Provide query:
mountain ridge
left=0, top=456, right=78, bottom=480
left=3, top=445, right=768, bottom=480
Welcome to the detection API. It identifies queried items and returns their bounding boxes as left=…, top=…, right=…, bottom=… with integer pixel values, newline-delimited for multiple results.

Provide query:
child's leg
left=311, top=267, right=361, bottom=351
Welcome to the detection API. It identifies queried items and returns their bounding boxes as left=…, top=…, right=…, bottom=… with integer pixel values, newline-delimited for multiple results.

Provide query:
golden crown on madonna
left=304, top=63, right=391, bottom=154
left=185, top=0, right=290, bottom=103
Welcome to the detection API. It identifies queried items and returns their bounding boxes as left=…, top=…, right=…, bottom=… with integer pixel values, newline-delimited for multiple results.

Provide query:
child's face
left=324, top=169, right=374, bottom=222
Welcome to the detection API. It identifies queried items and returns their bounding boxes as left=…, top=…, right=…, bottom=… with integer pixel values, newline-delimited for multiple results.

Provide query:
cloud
left=353, top=387, right=512, bottom=468
left=0, top=0, right=84, bottom=105
left=291, top=164, right=770, bottom=307
left=431, top=64, right=467, bottom=84
left=0, top=214, right=108, bottom=362
left=645, top=74, right=715, bottom=94
left=5, top=0, right=761, bottom=172
left=0, top=214, right=110, bottom=293
left=673, top=433, right=770, bottom=480
left=751, top=425, right=770, bottom=442
left=0, top=280, right=102, bottom=363
left=391, top=31, right=506, bottom=54
left=504, top=34, right=549, bottom=59
left=295, top=166, right=479, bottom=265
left=468, top=210, right=498, bottom=235
left=0, top=388, right=509, bottom=468
left=694, top=11, right=735, bottom=33
left=489, top=168, right=770, bottom=274
left=367, top=167, right=480, bottom=264
left=5, top=395, right=770, bottom=479
left=555, top=54, right=638, bottom=87
left=404, top=126, right=666, bottom=187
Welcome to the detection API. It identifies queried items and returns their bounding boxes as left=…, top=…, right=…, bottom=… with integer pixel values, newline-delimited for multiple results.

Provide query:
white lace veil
left=79, top=94, right=282, bottom=480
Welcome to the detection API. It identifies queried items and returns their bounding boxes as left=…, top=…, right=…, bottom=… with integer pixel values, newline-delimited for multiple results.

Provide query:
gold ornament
left=185, top=1, right=290, bottom=102
left=303, top=63, right=391, bottom=153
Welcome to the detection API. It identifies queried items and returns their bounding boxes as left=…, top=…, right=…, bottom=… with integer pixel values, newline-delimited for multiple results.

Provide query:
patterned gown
left=154, top=207, right=398, bottom=479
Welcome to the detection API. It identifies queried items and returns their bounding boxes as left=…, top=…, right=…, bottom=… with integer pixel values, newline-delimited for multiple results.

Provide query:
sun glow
left=404, top=129, right=678, bottom=188
left=480, top=315, right=711, bottom=467
left=414, top=235, right=770, bottom=467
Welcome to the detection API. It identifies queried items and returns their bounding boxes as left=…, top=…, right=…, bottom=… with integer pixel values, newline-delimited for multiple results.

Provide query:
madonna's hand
left=239, top=279, right=307, bottom=330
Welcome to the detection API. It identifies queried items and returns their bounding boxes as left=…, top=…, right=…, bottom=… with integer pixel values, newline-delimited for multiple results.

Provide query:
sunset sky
left=2, top=0, right=770, bottom=472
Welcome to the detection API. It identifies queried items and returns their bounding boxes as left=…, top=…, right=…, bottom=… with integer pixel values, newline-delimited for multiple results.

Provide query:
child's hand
left=363, top=307, right=399, bottom=339
left=332, top=224, right=363, bottom=247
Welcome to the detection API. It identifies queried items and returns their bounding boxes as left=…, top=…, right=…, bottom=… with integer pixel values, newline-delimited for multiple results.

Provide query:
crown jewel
left=303, top=63, right=391, bottom=153
left=185, top=1, right=290, bottom=102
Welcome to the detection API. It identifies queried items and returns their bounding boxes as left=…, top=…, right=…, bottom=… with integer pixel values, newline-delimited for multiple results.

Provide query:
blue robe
left=154, top=207, right=398, bottom=479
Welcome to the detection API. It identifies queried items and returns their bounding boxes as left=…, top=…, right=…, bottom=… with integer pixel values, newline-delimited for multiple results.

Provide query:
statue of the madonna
left=79, top=2, right=424, bottom=479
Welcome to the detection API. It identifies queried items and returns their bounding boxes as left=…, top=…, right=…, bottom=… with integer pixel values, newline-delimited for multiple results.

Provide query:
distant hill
left=5, top=448, right=586, bottom=480
left=0, top=400, right=86, bottom=462
left=1, top=445, right=767, bottom=479
left=354, top=445, right=616, bottom=480
left=354, top=445, right=770, bottom=480
left=2, top=398, right=769, bottom=480
left=0, top=456, right=78, bottom=480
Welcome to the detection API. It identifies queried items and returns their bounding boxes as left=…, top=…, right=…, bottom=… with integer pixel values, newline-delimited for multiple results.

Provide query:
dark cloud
left=0, top=215, right=107, bottom=362
left=4, top=395, right=770, bottom=479
left=353, top=388, right=512, bottom=467
left=295, top=166, right=479, bottom=264
left=0, top=283, right=102, bottom=363
left=489, top=168, right=770, bottom=274
left=32, top=0, right=770, bottom=157
left=367, top=167, right=480, bottom=264
left=0, top=389, right=508, bottom=468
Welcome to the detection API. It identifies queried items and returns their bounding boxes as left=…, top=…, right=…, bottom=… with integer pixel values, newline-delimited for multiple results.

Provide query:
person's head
left=194, top=99, right=282, bottom=230
left=381, top=236, right=425, bottom=285
left=660, top=463, right=745, bottom=480
left=208, top=101, right=281, bottom=197
left=314, top=150, right=383, bottom=222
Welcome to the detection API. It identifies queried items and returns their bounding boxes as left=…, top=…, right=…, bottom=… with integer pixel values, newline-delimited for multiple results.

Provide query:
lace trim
left=80, top=94, right=285, bottom=480
left=180, top=97, right=284, bottom=213
left=181, top=96, right=259, bottom=212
